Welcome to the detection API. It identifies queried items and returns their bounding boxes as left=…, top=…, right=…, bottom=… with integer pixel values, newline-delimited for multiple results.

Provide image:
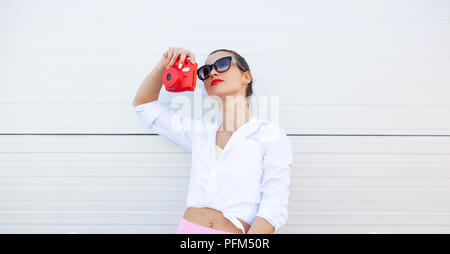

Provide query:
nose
left=209, top=67, right=219, bottom=79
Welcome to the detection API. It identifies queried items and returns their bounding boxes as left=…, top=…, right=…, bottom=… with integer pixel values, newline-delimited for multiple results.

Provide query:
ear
left=242, top=71, right=252, bottom=85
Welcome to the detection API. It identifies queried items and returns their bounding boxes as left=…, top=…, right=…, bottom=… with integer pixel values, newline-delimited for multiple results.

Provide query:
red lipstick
left=211, top=79, right=223, bottom=86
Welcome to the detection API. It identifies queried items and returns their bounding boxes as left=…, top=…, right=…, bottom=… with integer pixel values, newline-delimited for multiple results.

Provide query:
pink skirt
left=176, top=217, right=235, bottom=234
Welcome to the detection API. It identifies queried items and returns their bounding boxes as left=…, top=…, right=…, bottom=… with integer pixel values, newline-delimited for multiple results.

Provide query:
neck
left=219, top=96, right=252, bottom=132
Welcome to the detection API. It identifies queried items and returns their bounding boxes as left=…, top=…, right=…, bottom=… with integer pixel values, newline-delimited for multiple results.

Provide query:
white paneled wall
left=0, top=0, right=449, bottom=233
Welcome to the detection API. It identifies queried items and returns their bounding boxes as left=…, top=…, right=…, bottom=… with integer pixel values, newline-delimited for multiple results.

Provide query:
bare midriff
left=183, top=207, right=251, bottom=234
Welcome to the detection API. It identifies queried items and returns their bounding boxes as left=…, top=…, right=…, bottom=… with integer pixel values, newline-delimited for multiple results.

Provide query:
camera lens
left=167, top=73, right=172, bottom=81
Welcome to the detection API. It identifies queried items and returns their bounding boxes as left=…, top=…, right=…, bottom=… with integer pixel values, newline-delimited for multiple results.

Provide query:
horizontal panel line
left=1, top=78, right=450, bottom=82
left=288, top=134, right=450, bottom=137
left=291, top=212, right=450, bottom=215
left=286, top=223, right=450, bottom=226
left=1, top=29, right=450, bottom=33
left=0, top=165, right=448, bottom=168
left=2, top=78, right=450, bottom=82
left=2, top=53, right=450, bottom=56
left=0, top=176, right=190, bottom=178
left=1, top=187, right=449, bottom=191
left=290, top=188, right=450, bottom=191
left=0, top=223, right=180, bottom=225
left=2, top=54, right=450, bottom=58
left=0, top=151, right=450, bottom=156
left=0, top=152, right=190, bottom=154
left=0, top=199, right=448, bottom=203
left=0, top=17, right=449, bottom=21
left=2, top=103, right=450, bottom=106
left=1, top=134, right=450, bottom=137
left=1, top=200, right=448, bottom=204
left=0, top=198, right=185, bottom=201
left=0, top=223, right=448, bottom=227
left=0, top=18, right=448, bottom=23
left=295, top=199, right=450, bottom=202
left=0, top=211, right=181, bottom=214
left=0, top=211, right=448, bottom=215
left=289, top=177, right=450, bottom=179
left=0, top=164, right=447, bottom=168
left=0, top=163, right=190, bottom=166
left=0, top=187, right=187, bottom=190
left=1, top=152, right=450, bottom=155
left=289, top=200, right=450, bottom=204
left=1, top=176, right=449, bottom=179
left=0, top=199, right=188, bottom=202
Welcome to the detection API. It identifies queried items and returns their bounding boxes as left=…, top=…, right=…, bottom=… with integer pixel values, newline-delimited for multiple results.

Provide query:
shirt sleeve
left=255, top=125, right=293, bottom=232
left=134, top=100, right=203, bottom=153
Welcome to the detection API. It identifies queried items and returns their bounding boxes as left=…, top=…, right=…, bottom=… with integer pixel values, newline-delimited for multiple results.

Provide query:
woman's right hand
left=161, top=47, right=196, bottom=69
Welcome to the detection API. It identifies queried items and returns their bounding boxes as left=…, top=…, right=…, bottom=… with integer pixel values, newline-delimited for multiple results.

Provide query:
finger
left=179, top=50, right=188, bottom=69
left=188, top=51, right=196, bottom=64
left=167, top=49, right=175, bottom=67
left=163, top=52, right=169, bottom=66
left=168, top=48, right=181, bottom=67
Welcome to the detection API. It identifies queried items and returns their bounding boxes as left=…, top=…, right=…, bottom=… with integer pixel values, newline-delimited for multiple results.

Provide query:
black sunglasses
left=197, top=56, right=246, bottom=81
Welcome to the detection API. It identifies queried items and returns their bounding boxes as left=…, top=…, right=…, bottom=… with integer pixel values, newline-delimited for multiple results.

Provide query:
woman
left=133, top=47, right=293, bottom=234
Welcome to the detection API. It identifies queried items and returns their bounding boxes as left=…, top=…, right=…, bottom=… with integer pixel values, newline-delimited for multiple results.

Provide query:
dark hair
left=208, top=49, right=253, bottom=98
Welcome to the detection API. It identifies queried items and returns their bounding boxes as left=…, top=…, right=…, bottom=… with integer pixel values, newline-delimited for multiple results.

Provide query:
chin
left=208, top=87, right=226, bottom=97
left=207, top=86, right=240, bottom=99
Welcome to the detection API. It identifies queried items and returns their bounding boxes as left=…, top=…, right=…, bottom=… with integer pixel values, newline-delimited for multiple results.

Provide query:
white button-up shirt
left=134, top=100, right=293, bottom=233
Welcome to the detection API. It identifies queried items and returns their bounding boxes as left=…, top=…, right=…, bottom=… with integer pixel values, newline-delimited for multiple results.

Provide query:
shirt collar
left=208, top=116, right=264, bottom=154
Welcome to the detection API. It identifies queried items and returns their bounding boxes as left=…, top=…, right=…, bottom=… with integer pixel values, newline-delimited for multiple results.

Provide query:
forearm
left=132, top=58, right=166, bottom=106
left=246, top=216, right=275, bottom=234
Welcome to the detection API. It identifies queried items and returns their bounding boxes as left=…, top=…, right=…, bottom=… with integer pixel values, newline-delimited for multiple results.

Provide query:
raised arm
left=132, top=47, right=200, bottom=152
left=132, top=47, right=196, bottom=107
left=132, top=58, right=165, bottom=107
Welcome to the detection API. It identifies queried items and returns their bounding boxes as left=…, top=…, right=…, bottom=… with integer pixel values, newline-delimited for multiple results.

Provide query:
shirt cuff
left=255, top=202, right=288, bottom=232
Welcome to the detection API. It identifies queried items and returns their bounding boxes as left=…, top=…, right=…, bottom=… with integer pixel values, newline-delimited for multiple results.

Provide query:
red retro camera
left=162, top=56, right=198, bottom=92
